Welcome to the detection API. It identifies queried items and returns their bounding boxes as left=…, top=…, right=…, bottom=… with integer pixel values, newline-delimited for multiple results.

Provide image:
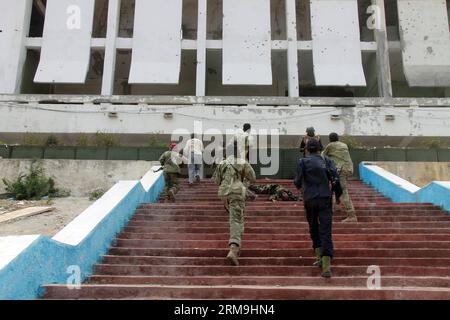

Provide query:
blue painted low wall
left=0, top=174, right=164, bottom=300
left=359, top=163, right=450, bottom=214
left=417, top=182, right=450, bottom=213
left=359, top=163, right=417, bottom=203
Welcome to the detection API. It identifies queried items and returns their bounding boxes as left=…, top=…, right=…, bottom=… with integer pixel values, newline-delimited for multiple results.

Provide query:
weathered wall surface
left=0, top=159, right=159, bottom=197
left=376, top=161, right=450, bottom=187
left=18, top=0, right=450, bottom=98
left=1, top=103, right=450, bottom=137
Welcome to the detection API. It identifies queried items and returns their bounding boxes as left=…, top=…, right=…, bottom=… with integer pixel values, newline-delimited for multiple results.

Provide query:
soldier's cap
left=306, top=127, right=315, bottom=135
left=329, top=132, right=339, bottom=142
left=169, top=143, right=177, bottom=150
left=306, top=139, right=320, bottom=152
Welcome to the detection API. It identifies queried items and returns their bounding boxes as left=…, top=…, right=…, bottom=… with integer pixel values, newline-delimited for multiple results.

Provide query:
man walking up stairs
left=213, top=142, right=256, bottom=266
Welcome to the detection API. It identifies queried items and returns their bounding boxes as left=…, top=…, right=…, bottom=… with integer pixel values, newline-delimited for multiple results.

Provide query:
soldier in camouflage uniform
left=159, top=143, right=184, bottom=202
left=322, top=133, right=357, bottom=223
left=213, top=142, right=256, bottom=266
left=249, top=184, right=299, bottom=202
left=299, top=127, right=324, bottom=158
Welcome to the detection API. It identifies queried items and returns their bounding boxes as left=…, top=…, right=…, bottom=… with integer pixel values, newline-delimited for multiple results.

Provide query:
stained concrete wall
left=0, top=159, right=159, bottom=197
left=1, top=103, right=450, bottom=138
left=12, top=0, right=450, bottom=97
left=376, top=162, right=450, bottom=187
left=20, top=0, right=386, bottom=97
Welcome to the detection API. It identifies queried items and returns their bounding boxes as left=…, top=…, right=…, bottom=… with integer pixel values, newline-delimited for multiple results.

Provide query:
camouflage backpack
left=303, top=134, right=320, bottom=146
left=216, top=160, right=246, bottom=198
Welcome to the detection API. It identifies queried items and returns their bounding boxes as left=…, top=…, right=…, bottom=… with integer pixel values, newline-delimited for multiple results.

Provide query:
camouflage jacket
left=213, top=157, right=256, bottom=199
left=322, top=141, right=354, bottom=174
left=249, top=184, right=299, bottom=201
left=299, top=135, right=323, bottom=157
left=159, top=151, right=183, bottom=174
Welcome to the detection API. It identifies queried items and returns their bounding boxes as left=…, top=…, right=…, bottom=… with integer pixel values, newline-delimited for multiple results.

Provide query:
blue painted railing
left=0, top=174, right=164, bottom=300
left=360, top=163, right=450, bottom=213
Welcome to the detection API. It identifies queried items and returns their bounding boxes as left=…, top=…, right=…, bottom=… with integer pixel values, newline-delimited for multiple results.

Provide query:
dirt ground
left=0, top=197, right=94, bottom=237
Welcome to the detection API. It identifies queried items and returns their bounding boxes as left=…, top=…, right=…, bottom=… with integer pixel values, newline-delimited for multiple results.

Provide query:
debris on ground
left=0, top=206, right=55, bottom=224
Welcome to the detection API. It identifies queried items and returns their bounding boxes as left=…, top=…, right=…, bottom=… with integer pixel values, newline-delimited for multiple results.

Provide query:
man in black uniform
left=294, top=139, right=341, bottom=278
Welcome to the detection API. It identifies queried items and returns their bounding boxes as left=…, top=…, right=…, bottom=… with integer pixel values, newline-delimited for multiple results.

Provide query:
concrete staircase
left=43, top=179, right=450, bottom=299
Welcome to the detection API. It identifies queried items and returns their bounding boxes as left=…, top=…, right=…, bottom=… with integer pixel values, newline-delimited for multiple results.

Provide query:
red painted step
left=123, top=226, right=450, bottom=235
left=100, top=255, right=450, bottom=267
left=42, top=179, right=450, bottom=300
left=118, top=232, right=450, bottom=242
left=88, top=275, right=450, bottom=289
left=125, top=221, right=450, bottom=229
left=108, top=247, right=450, bottom=258
left=43, top=284, right=450, bottom=300
left=129, top=215, right=449, bottom=222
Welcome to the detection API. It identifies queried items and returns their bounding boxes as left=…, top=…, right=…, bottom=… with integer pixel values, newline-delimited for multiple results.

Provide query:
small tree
left=423, top=138, right=441, bottom=150
left=2, top=163, right=70, bottom=200
left=22, top=133, right=42, bottom=146
left=44, top=134, right=60, bottom=147
left=148, top=135, right=167, bottom=148
left=94, top=131, right=119, bottom=147
left=75, top=134, right=90, bottom=147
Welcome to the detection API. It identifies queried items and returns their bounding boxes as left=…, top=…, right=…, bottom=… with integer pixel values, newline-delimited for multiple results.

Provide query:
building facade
left=0, top=0, right=450, bottom=146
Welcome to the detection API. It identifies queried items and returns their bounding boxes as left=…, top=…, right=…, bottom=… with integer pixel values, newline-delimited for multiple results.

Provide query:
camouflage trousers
left=164, top=172, right=180, bottom=197
left=336, top=172, right=355, bottom=216
left=249, top=184, right=299, bottom=201
left=269, top=189, right=299, bottom=202
left=223, top=196, right=245, bottom=247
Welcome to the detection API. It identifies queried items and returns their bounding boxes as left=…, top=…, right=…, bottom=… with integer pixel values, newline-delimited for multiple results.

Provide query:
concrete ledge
left=141, top=166, right=163, bottom=192
left=0, top=168, right=164, bottom=300
left=0, top=236, right=40, bottom=270
left=359, top=163, right=420, bottom=203
left=417, top=182, right=450, bottom=213
left=52, top=181, right=140, bottom=246
left=360, top=162, right=450, bottom=213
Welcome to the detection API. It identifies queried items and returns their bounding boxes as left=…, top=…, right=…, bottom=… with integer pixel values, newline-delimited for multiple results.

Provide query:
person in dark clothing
left=294, top=139, right=340, bottom=278
left=299, top=127, right=323, bottom=158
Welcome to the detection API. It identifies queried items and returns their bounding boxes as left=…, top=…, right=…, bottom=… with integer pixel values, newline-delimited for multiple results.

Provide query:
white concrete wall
left=2, top=0, right=449, bottom=97
left=1, top=103, right=450, bottom=137
left=398, top=0, right=450, bottom=87
left=0, top=159, right=159, bottom=197
left=0, top=0, right=33, bottom=93
left=34, top=0, right=95, bottom=84
left=376, top=162, right=450, bottom=188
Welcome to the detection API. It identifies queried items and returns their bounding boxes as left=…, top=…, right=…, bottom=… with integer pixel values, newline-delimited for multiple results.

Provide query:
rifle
left=319, top=155, right=343, bottom=201
left=153, top=166, right=164, bottom=173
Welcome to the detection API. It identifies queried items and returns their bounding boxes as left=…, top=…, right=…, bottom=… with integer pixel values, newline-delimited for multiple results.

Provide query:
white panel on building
left=310, top=0, right=366, bottom=86
left=222, top=0, right=272, bottom=85
left=129, top=0, right=183, bottom=84
left=34, top=0, right=95, bottom=83
left=398, top=0, right=450, bottom=87
left=0, top=0, right=32, bottom=93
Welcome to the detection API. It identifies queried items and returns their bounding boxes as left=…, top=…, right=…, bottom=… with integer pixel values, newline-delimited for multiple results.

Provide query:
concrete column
left=196, top=0, right=207, bottom=96
left=445, top=87, right=450, bottom=97
left=101, top=0, right=121, bottom=95
left=285, top=0, right=299, bottom=97
left=371, top=0, right=393, bottom=98
left=0, top=0, right=33, bottom=94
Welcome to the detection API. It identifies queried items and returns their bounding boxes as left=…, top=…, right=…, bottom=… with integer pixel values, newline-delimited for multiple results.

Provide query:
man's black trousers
left=304, top=197, right=334, bottom=258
